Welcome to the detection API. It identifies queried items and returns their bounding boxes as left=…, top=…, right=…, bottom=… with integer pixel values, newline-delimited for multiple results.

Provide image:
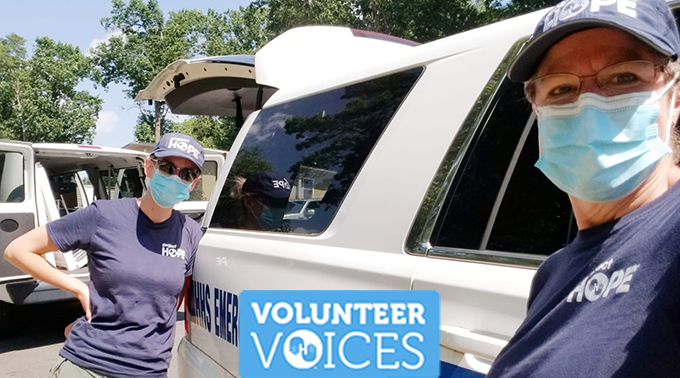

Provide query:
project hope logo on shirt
left=240, top=291, right=439, bottom=378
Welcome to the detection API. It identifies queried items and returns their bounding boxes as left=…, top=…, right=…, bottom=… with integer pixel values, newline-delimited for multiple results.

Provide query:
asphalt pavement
left=0, top=301, right=184, bottom=378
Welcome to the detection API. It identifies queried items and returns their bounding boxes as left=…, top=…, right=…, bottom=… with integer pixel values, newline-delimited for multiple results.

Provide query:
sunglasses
left=151, top=158, right=200, bottom=184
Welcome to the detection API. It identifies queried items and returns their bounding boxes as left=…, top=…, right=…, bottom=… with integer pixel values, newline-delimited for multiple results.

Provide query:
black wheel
left=0, top=301, right=13, bottom=337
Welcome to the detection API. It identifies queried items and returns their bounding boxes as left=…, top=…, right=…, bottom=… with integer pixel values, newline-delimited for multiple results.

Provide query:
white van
left=0, top=141, right=225, bottom=335
left=138, top=3, right=680, bottom=377
left=0, top=141, right=147, bottom=334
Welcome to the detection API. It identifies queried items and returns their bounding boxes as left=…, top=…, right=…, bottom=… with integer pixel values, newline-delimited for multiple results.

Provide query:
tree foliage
left=170, top=115, right=238, bottom=150
left=0, top=34, right=101, bottom=143
left=254, top=0, right=559, bottom=43
left=200, top=5, right=272, bottom=56
left=91, top=0, right=206, bottom=142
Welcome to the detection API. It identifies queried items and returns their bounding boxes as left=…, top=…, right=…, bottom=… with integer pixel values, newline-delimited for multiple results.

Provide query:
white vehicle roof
left=255, top=26, right=419, bottom=91
left=263, top=9, right=550, bottom=107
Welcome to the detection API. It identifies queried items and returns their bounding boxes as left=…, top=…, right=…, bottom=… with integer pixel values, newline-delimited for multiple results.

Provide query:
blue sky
left=0, top=0, right=252, bottom=147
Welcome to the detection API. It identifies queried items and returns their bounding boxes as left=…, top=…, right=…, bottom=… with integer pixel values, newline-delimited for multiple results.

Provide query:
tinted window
left=432, top=79, right=575, bottom=256
left=486, top=125, right=576, bottom=254
left=188, top=160, right=218, bottom=201
left=210, top=68, right=423, bottom=234
left=0, top=151, right=24, bottom=203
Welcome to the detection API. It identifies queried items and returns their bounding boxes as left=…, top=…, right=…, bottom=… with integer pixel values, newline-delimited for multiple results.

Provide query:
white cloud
left=96, top=110, right=120, bottom=135
left=249, top=111, right=291, bottom=143
left=86, top=30, right=123, bottom=56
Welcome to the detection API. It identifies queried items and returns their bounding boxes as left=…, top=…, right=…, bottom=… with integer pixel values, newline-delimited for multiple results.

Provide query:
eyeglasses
left=526, top=60, right=665, bottom=106
left=151, top=158, right=200, bottom=184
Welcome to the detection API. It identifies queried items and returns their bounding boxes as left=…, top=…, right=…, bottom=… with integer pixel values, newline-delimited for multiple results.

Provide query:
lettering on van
left=567, top=260, right=640, bottom=303
left=188, top=280, right=239, bottom=347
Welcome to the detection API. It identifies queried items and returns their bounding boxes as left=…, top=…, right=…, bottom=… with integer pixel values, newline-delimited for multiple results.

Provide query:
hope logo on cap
left=168, top=137, right=201, bottom=159
left=151, top=132, right=205, bottom=171
left=507, top=0, right=680, bottom=82
left=544, top=0, right=637, bottom=32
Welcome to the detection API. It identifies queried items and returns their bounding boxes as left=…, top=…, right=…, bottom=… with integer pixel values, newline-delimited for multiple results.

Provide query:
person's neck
left=571, top=157, right=680, bottom=230
left=137, top=193, right=173, bottom=223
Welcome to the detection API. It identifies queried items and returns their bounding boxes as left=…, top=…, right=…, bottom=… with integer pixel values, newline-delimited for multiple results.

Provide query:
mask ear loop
left=663, top=72, right=680, bottom=145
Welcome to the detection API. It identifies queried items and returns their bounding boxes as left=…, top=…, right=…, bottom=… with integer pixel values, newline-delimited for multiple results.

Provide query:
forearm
left=5, top=250, right=87, bottom=296
left=4, top=226, right=88, bottom=297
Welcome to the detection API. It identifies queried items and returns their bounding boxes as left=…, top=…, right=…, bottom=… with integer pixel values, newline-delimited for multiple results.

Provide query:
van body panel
left=0, top=141, right=38, bottom=283
left=189, top=232, right=424, bottom=376
left=262, top=10, right=548, bottom=109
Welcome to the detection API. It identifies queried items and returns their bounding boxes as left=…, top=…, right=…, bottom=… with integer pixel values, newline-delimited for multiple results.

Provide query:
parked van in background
left=139, top=2, right=680, bottom=377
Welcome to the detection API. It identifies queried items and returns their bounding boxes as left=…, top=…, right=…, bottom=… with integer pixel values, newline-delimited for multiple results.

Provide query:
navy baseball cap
left=151, top=133, right=205, bottom=171
left=243, top=171, right=292, bottom=200
left=508, top=0, right=680, bottom=82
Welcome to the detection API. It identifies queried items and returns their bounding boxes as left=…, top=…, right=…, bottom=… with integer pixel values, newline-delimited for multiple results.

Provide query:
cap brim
left=508, top=19, right=675, bottom=82
left=152, top=150, right=203, bottom=172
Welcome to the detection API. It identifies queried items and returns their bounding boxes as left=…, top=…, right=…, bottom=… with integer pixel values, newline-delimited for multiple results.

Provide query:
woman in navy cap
left=5, top=133, right=205, bottom=378
left=488, top=0, right=680, bottom=377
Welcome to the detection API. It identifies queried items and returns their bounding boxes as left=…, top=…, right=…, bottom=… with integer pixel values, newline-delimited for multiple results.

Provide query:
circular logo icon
left=283, top=329, right=323, bottom=369
left=558, top=0, right=589, bottom=22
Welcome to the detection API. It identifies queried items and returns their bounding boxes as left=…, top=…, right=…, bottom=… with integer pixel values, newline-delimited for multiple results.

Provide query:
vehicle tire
left=0, top=301, right=13, bottom=337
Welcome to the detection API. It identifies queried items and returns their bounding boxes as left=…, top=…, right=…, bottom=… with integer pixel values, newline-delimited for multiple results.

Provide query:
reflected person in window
left=231, top=171, right=292, bottom=231
left=487, top=1, right=680, bottom=377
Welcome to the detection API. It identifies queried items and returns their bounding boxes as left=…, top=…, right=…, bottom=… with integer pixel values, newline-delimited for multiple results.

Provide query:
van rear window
left=0, top=152, right=24, bottom=203
left=210, top=68, right=423, bottom=234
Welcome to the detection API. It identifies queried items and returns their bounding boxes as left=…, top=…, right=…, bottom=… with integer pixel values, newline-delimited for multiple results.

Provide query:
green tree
left=0, top=35, right=101, bottom=143
left=91, top=0, right=206, bottom=142
left=170, top=115, right=238, bottom=150
left=254, top=0, right=557, bottom=44
left=134, top=107, right=173, bottom=142
left=0, top=34, right=26, bottom=140
left=200, top=4, right=272, bottom=56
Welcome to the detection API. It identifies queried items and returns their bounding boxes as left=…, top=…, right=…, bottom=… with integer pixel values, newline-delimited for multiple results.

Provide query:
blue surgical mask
left=252, top=201, right=286, bottom=231
left=149, top=168, right=191, bottom=208
left=535, top=83, right=675, bottom=203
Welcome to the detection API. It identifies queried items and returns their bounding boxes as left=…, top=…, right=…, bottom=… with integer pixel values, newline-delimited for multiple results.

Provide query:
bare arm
left=4, top=226, right=91, bottom=321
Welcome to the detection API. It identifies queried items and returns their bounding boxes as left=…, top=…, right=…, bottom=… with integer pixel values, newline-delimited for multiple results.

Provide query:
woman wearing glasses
left=5, top=133, right=205, bottom=378
left=487, top=1, right=680, bottom=377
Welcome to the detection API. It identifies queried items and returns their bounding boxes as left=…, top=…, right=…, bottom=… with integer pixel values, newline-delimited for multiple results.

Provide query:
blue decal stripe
left=440, top=361, right=485, bottom=378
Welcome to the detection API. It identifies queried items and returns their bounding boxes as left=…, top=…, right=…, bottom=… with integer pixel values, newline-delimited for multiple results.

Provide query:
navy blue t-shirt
left=487, top=181, right=680, bottom=378
left=46, top=198, right=202, bottom=378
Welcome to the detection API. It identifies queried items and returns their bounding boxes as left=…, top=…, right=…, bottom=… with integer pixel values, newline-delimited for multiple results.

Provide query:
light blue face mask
left=252, top=200, right=287, bottom=231
left=149, top=168, right=191, bottom=208
left=535, top=82, right=676, bottom=203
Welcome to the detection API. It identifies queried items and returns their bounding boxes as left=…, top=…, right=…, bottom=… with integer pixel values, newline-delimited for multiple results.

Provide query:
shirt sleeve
left=46, top=202, right=99, bottom=252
